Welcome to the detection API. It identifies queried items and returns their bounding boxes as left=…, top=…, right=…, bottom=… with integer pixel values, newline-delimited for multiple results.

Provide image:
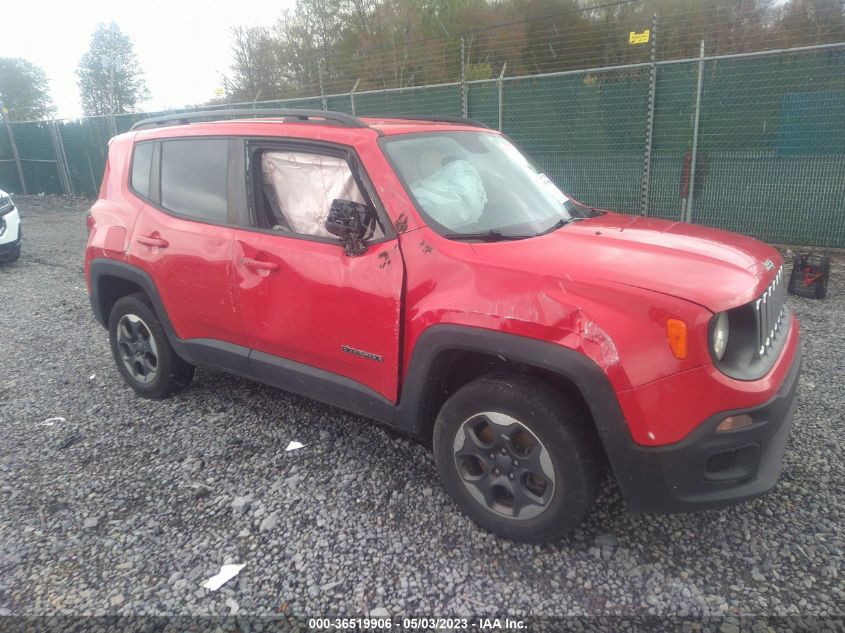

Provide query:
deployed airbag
left=262, top=151, right=366, bottom=238
left=410, top=159, right=487, bottom=231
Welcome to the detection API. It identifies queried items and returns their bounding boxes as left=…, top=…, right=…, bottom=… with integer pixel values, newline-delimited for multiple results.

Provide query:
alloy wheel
left=452, top=411, right=556, bottom=520
left=116, top=314, right=159, bottom=384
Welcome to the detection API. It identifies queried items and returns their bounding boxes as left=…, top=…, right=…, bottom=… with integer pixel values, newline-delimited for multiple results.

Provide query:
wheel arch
left=88, top=259, right=176, bottom=337
left=394, top=326, right=629, bottom=455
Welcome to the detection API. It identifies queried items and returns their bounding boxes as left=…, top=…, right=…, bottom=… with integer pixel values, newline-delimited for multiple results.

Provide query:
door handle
left=136, top=234, right=169, bottom=248
left=241, top=257, right=279, bottom=272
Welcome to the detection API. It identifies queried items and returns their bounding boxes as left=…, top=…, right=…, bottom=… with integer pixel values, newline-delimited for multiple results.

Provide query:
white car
left=0, top=189, right=21, bottom=263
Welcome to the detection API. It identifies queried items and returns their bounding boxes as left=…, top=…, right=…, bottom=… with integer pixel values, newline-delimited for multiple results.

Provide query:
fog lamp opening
left=716, top=414, right=753, bottom=433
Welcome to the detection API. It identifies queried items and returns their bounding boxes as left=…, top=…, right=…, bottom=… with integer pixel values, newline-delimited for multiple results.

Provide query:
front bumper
left=0, top=206, right=21, bottom=252
left=604, top=339, right=801, bottom=514
left=0, top=226, right=21, bottom=258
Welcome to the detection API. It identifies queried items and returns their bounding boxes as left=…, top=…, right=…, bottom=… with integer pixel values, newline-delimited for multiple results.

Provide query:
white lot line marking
left=202, top=564, right=245, bottom=591
left=40, top=417, right=65, bottom=426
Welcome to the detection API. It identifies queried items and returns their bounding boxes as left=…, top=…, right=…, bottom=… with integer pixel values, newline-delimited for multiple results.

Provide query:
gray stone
left=259, top=513, right=279, bottom=533
left=232, top=495, right=252, bottom=516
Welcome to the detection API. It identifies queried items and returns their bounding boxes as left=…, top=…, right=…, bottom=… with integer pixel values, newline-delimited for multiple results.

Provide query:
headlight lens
left=712, top=311, right=730, bottom=360
left=0, top=194, right=12, bottom=216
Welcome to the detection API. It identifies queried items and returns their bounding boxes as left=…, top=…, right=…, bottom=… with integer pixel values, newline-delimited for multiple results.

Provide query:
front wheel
left=108, top=294, right=194, bottom=399
left=433, top=374, right=601, bottom=542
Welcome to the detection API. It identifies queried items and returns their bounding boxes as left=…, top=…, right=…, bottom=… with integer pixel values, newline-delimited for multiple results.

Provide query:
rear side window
left=130, top=142, right=154, bottom=198
left=160, top=139, right=228, bottom=222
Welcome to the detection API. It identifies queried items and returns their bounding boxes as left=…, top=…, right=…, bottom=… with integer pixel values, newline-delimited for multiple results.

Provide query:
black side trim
left=179, top=338, right=252, bottom=377
left=394, top=325, right=627, bottom=438
left=250, top=351, right=393, bottom=423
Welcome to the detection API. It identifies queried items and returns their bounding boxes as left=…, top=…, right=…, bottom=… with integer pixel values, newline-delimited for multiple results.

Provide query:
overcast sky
left=0, top=0, right=295, bottom=119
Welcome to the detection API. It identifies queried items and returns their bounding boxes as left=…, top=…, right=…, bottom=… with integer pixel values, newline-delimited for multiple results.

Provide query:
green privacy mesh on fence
left=1, top=46, right=843, bottom=246
left=0, top=124, right=20, bottom=191
left=647, top=48, right=845, bottom=246
left=353, top=84, right=462, bottom=117
left=487, top=66, right=652, bottom=214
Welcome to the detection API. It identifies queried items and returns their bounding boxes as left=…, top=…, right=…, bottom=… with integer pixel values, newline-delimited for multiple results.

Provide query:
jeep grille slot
left=754, top=266, right=785, bottom=357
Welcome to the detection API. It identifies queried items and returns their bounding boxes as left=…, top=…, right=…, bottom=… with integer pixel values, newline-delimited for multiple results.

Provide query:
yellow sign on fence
left=629, top=29, right=650, bottom=45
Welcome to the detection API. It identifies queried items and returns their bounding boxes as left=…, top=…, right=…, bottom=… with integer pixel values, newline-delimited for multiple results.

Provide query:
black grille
left=753, top=266, right=786, bottom=357
left=706, top=450, right=737, bottom=473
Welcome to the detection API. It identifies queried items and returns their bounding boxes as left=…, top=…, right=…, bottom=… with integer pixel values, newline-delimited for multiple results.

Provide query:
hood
left=475, top=213, right=781, bottom=313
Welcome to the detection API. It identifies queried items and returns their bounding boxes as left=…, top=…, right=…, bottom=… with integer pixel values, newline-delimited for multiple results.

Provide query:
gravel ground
left=0, top=196, right=843, bottom=626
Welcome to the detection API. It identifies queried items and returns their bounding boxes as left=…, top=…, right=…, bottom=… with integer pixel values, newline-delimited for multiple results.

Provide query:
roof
left=128, top=109, right=494, bottom=140
left=362, top=117, right=492, bottom=136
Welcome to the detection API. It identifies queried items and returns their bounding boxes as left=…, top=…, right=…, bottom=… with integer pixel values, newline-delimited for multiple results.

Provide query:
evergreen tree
left=0, top=58, right=55, bottom=121
left=77, top=22, right=149, bottom=115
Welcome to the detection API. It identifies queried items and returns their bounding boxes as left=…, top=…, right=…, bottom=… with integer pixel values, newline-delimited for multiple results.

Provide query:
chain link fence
left=1, top=34, right=843, bottom=247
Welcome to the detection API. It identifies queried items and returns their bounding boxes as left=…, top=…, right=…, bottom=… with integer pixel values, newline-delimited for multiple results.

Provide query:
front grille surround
left=712, top=265, right=791, bottom=381
left=753, top=266, right=786, bottom=358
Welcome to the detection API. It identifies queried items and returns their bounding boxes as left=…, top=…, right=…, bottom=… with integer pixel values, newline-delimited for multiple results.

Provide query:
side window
left=130, top=142, right=154, bottom=199
left=256, top=150, right=383, bottom=241
left=160, top=139, right=228, bottom=222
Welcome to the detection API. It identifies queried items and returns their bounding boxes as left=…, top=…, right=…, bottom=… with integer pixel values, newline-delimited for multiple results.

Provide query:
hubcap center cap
left=494, top=452, right=514, bottom=474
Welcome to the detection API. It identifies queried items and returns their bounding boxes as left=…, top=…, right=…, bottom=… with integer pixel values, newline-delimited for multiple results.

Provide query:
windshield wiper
left=536, top=216, right=584, bottom=236
left=441, top=229, right=531, bottom=242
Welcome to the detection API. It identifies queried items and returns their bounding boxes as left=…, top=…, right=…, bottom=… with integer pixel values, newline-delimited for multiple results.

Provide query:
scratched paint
left=578, top=313, right=620, bottom=367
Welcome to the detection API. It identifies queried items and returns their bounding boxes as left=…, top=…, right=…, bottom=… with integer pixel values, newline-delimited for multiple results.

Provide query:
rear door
left=128, top=137, right=244, bottom=347
left=231, top=140, right=403, bottom=402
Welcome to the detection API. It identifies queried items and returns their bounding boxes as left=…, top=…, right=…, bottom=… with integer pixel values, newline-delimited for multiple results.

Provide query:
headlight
left=0, top=194, right=12, bottom=216
left=711, top=311, right=730, bottom=360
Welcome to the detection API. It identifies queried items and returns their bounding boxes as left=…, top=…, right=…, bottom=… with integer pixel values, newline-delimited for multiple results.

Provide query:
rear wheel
left=108, top=294, right=194, bottom=399
left=433, top=374, right=600, bottom=542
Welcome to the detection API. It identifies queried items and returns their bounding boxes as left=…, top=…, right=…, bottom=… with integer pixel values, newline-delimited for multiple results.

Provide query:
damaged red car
left=85, top=110, right=800, bottom=542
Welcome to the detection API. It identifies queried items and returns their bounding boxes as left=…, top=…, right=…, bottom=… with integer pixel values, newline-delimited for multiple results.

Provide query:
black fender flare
left=88, top=259, right=177, bottom=336
left=393, top=324, right=629, bottom=440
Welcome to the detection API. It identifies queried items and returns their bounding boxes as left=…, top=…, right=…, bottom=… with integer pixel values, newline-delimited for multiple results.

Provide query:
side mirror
left=325, top=199, right=372, bottom=256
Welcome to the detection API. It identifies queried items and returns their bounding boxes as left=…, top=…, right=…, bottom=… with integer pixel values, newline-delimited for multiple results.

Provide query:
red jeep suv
left=85, top=109, right=801, bottom=542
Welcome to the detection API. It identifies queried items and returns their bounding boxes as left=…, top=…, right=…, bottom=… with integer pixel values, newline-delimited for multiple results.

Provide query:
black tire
left=108, top=293, right=194, bottom=399
left=433, top=374, right=601, bottom=543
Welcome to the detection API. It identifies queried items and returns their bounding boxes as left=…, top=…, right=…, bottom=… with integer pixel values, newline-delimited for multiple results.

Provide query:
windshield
left=381, top=131, right=586, bottom=239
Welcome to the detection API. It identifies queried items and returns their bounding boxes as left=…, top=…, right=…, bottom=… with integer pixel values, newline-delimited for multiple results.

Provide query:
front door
left=233, top=142, right=403, bottom=402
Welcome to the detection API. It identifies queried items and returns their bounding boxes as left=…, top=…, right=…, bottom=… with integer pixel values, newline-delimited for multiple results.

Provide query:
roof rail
left=130, top=108, right=367, bottom=131
left=371, top=115, right=490, bottom=129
